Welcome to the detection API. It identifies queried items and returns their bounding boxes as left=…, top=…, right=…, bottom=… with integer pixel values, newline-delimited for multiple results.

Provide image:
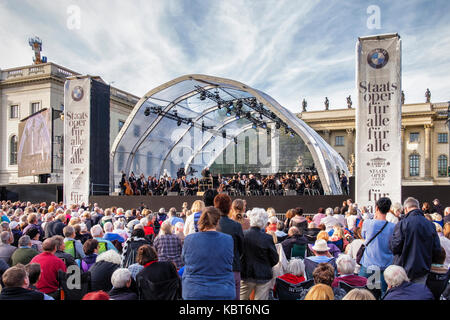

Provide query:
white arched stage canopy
left=110, top=74, right=349, bottom=195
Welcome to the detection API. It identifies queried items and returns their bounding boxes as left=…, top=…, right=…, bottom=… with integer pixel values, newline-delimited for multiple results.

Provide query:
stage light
left=235, top=113, right=241, bottom=120
left=222, top=130, right=226, bottom=139
left=285, top=128, right=289, bottom=134
left=252, top=122, right=257, bottom=129
left=177, top=120, right=182, bottom=126
left=215, top=90, right=220, bottom=100
left=202, top=121, right=205, bottom=132
left=234, top=137, right=238, bottom=144
left=226, top=109, right=232, bottom=117
left=262, top=122, right=267, bottom=129
left=267, top=128, right=271, bottom=135
left=245, top=112, right=251, bottom=119
left=144, top=107, right=150, bottom=116
left=217, top=101, right=222, bottom=109
left=275, top=122, right=281, bottom=129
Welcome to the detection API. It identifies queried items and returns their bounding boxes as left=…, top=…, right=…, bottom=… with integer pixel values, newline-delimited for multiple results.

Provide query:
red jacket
left=30, top=252, right=67, bottom=294
left=332, top=275, right=367, bottom=288
left=144, top=225, right=155, bottom=236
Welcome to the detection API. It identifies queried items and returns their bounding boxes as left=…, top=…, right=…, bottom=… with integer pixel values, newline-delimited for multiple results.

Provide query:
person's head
left=27, top=213, right=38, bottom=225
left=159, top=220, right=172, bottom=235
left=317, top=207, right=325, bottom=214
left=285, top=209, right=296, bottom=219
left=312, top=239, right=331, bottom=256
left=336, top=254, right=356, bottom=276
left=56, top=213, right=66, bottom=223
left=288, top=258, right=305, bottom=277
left=111, top=268, right=132, bottom=289
left=136, top=245, right=158, bottom=265
left=213, top=193, right=232, bottom=216
left=375, top=197, right=392, bottom=215
left=198, top=207, right=221, bottom=232
left=18, top=235, right=32, bottom=248
left=316, top=231, right=330, bottom=242
left=0, top=230, right=12, bottom=244
left=104, top=222, right=114, bottom=233
left=277, top=221, right=285, bottom=232
left=191, top=200, right=205, bottom=214
left=403, top=197, right=420, bottom=215
left=391, top=202, right=403, bottom=217
left=63, top=225, right=75, bottom=238
left=353, top=227, right=363, bottom=240
left=203, top=189, right=218, bottom=207
left=268, top=216, right=278, bottom=225
left=266, top=207, right=276, bottom=217
left=384, top=265, right=409, bottom=289
left=90, top=224, right=104, bottom=238
left=444, top=207, right=450, bottom=216
left=422, top=202, right=430, bottom=211
left=83, top=239, right=99, bottom=255
left=42, top=238, right=57, bottom=253
left=25, top=263, right=41, bottom=286
left=52, top=235, right=65, bottom=251
left=444, top=223, right=450, bottom=240
left=312, top=262, right=335, bottom=286
left=325, top=207, right=333, bottom=216
left=304, top=284, right=334, bottom=300
left=2, top=264, right=29, bottom=288
left=231, top=199, right=246, bottom=219
left=96, top=250, right=121, bottom=266
left=288, top=226, right=300, bottom=237
left=82, top=291, right=110, bottom=300
left=295, top=207, right=304, bottom=216
left=342, top=288, right=376, bottom=300
left=248, top=208, right=269, bottom=230
left=174, top=221, right=184, bottom=233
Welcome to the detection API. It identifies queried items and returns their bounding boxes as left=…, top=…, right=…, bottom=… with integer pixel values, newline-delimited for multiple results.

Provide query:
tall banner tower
left=356, top=34, right=402, bottom=212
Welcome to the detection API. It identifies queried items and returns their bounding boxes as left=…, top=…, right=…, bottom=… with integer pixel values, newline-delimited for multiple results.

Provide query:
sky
left=1, top=0, right=449, bottom=112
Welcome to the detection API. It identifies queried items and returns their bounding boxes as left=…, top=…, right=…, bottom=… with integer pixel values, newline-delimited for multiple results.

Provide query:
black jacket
left=136, top=261, right=181, bottom=300
left=55, top=250, right=77, bottom=268
left=240, top=227, right=279, bottom=281
left=217, top=216, right=244, bottom=272
left=89, top=260, right=120, bottom=292
left=45, top=220, right=65, bottom=238
left=281, top=234, right=308, bottom=260
left=108, top=287, right=138, bottom=300
left=0, top=287, right=44, bottom=300
left=389, top=209, right=441, bottom=279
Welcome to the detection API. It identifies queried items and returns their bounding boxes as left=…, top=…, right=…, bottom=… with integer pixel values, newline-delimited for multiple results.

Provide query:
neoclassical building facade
left=0, top=62, right=139, bottom=184
left=299, top=101, right=450, bottom=185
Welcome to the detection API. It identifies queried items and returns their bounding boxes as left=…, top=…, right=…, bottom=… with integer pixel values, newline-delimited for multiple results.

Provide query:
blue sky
left=1, top=0, right=449, bottom=112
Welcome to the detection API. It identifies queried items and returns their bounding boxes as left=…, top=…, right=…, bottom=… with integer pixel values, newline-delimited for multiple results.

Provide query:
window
left=10, top=105, right=19, bottom=119
left=9, top=135, right=17, bottom=165
left=31, top=102, right=41, bottom=114
left=409, top=132, right=419, bottom=143
left=438, top=133, right=448, bottom=144
left=118, top=120, right=125, bottom=132
left=335, top=136, right=344, bottom=146
left=438, top=155, right=448, bottom=177
left=409, top=154, right=420, bottom=176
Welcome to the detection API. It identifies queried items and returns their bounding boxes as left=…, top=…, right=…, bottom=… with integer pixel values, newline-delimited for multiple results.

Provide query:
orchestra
left=118, top=170, right=328, bottom=196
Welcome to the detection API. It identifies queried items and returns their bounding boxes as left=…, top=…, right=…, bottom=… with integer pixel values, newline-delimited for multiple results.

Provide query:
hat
left=312, top=239, right=330, bottom=252
left=9, top=221, right=19, bottom=230
left=159, top=208, right=166, bottom=214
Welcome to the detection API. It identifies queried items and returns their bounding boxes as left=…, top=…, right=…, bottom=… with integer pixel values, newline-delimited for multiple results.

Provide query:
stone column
left=424, top=124, right=433, bottom=179
left=323, top=129, right=331, bottom=144
left=346, top=128, right=355, bottom=163
left=270, top=124, right=279, bottom=174
left=401, top=126, right=406, bottom=179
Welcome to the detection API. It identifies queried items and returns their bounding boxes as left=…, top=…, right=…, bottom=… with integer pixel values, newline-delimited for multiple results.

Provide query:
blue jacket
left=383, top=281, right=434, bottom=300
left=182, top=231, right=235, bottom=300
left=389, top=209, right=441, bottom=279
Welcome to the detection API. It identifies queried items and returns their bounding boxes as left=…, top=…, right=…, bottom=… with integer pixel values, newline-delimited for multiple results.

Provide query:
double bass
left=124, top=180, right=134, bottom=195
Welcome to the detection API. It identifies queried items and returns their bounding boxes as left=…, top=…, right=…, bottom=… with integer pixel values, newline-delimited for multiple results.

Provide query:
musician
left=129, top=172, right=138, bottom=194
left=119, top=173, right=127, bottom=195
left=247, top=174, right=259, bottom=192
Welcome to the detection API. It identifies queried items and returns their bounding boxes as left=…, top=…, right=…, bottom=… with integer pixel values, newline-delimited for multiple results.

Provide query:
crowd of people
left=0, top=193, right=448, bottom=300
left=119, top=169, right=330, bottom=196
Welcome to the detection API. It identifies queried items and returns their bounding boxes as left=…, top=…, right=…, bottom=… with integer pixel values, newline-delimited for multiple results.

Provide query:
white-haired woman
left=153, top=220, right=183, bottom=269
left=383, top=265, right=434, bottom=300
left=273, top=258, right=306, bottom=298
left=240, top=208, right=279, bottom=300
left=108, top=268, right=138, bottom=300
left=113, top=219, right=129, bottom=241
left=332, top=254, right=367, bottom=288
left=89, top=249, right=122, bottom=292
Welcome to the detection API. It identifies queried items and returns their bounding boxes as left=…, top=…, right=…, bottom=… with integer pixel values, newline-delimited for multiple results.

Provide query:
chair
left=304, top=257, right=337, bottom=280
left=290, top=243, right=307, bottom=260
left=273, top=278, right=314, bottom=300
left=338, top=281, right=365, bottom=293
left=58, top=269, right=91, bottom=300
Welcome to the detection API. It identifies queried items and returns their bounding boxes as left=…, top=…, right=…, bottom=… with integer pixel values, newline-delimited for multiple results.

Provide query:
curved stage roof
left=110, top=75, right=349, bottom=195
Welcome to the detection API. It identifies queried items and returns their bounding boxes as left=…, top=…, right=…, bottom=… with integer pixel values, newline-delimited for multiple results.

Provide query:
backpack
left=98, top=241, right=107, bottom=254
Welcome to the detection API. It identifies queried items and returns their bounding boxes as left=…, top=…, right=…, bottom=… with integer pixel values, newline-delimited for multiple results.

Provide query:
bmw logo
left=367, top=48, right=389, bottom=69
left=72, top=86, right=84, bottom=101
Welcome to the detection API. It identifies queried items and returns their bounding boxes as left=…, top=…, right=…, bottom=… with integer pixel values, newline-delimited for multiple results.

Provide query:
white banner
left=63, top=78, right=91, bottom=205
left=356, top=34, right=402, bottom=212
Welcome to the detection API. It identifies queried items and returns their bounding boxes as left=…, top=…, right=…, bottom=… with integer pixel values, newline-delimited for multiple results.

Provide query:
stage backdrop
left=356, top=34, right=402, bottom=212
left=18, top=108, right=52, bottom=177
left=64, top=78, right=91, bottom=205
